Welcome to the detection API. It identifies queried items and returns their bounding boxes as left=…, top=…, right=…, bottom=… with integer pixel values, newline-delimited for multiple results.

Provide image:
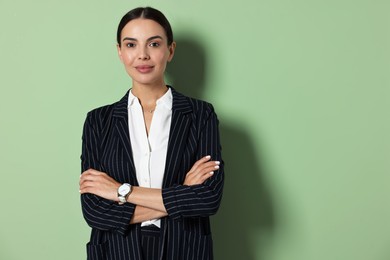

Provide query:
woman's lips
left=135, top=65, right=154, bottom=73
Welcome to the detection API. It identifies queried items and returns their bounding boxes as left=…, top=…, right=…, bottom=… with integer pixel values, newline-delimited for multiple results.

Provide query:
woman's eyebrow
left=122, top=35, right=163, bottom=42
left=122, top=37, right=137, bottom=42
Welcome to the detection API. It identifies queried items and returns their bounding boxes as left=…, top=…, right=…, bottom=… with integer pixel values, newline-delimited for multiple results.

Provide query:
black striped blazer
left=81, top=87, right=224, bottom=260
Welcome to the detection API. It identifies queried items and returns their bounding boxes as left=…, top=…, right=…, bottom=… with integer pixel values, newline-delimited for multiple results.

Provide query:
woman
left=79, top=7, right=224, bottom=260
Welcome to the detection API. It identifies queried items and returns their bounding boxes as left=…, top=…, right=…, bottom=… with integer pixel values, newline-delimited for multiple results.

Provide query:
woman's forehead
left=121, top=19, right=166, bottom=40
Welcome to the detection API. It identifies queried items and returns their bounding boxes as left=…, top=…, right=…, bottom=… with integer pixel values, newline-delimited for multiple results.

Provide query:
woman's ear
left=167, top=41, right=176, bottom=62
left=117, top=44, right=124, bottom=63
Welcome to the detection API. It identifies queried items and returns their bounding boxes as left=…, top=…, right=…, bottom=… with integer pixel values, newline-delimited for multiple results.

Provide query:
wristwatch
left=117, top=183, right=132, bottom=205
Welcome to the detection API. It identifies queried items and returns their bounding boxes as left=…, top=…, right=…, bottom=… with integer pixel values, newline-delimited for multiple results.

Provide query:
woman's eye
left=126, top=43, right=135, bottom=48
left=149, top=42, right=160, bottom=47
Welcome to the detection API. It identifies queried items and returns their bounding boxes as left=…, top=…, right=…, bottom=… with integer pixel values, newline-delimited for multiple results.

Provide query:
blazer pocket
left=86, top=241, right=108, bottom=260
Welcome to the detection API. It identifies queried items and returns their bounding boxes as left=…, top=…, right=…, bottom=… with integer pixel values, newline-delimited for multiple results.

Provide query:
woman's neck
left=131, top=83, right=169, bottom=108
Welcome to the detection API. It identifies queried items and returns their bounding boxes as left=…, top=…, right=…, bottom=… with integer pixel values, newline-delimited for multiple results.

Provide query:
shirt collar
left=156, top=87, right=173, bottom=110
left=127, top=87, right=173, bottom=110
left=127, top=89, right=138, bottom=108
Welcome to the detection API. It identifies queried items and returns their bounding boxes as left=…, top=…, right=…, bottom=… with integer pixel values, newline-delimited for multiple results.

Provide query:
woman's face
left=117, top=18, right=175, bottom=87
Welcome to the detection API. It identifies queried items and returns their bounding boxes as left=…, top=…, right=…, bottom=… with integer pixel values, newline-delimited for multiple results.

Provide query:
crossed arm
left=79, top=156, right=220, bottom=224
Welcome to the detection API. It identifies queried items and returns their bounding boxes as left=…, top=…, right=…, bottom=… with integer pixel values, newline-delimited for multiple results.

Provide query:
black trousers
left=141, top=225, right=160, bottom=260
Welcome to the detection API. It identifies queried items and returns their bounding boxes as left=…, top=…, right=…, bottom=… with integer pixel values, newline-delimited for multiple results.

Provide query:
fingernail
left=214, top=165, right=220, bottom=169
left=209, top=171, right=214, bottom=175
left=206, top=155, right=211, bottom=159
left=215, top=161, right=220, bottom=165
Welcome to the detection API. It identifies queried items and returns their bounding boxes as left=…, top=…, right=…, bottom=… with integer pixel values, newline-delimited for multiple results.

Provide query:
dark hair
left=117, top=7, right=174, bottom=46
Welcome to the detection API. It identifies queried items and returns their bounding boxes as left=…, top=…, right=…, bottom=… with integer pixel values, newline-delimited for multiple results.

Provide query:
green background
left=0, top=0, right=389, bottom=259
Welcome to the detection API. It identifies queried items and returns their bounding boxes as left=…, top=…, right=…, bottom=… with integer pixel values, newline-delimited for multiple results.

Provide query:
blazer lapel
left=112, top=91, right=138, bottom=185
left=162, top=88, right=193, bottom=188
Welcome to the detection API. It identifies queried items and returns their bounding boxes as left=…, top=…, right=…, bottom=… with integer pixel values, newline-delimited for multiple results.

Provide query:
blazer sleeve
left=162, top=104, right=224, bottom=219
left=80, top=111, right=135, bottom=236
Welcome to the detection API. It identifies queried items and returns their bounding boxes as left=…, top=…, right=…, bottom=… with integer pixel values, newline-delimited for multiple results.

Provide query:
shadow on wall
left=167, top=34, right=276, bottom=260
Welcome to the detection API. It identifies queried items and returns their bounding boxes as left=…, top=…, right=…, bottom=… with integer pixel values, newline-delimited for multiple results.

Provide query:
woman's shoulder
left=171, top=88, right=215, bottom=114
left=86, top=104, right=110, bottom=121
left=87, top=102, right=116, bottom=116
left=85, top=91, right=129, bottom=125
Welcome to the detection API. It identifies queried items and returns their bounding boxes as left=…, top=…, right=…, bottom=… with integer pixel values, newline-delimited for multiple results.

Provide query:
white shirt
left=127, top=88, right=172, bottom=227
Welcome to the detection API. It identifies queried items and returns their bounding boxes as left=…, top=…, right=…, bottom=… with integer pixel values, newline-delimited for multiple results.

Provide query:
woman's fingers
left=184, top=157, right=220, bottom=185
left=187, top=160, right=220, bottom=176
left=79, top=168, right=120, bottom=201
left=188, top=155, right=211, bottom=173
left=196, top=161, right=220, bottom=181
left=80, top=169, right=98, bottom=182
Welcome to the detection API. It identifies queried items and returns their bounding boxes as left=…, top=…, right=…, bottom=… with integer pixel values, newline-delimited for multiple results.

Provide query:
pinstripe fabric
left=141, top=226, right=160, bottom=260
left=81, top=87, right=224, bottom=260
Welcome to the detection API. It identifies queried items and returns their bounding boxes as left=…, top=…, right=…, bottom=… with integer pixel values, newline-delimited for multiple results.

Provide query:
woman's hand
left=184, top=155, right=220, bottom=186
left=79, top=169, right=120, bottom=201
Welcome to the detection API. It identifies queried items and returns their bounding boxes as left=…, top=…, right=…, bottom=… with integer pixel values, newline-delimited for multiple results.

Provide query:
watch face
left=119, top=184, right=130, bottom=196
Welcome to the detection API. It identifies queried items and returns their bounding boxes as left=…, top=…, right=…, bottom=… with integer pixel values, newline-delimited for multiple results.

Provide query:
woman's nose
left=138, top=47, right=150, bottom=60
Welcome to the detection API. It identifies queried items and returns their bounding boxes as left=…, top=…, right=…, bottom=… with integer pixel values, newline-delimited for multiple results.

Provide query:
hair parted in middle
left=117, top=7, right=174, bottom=46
